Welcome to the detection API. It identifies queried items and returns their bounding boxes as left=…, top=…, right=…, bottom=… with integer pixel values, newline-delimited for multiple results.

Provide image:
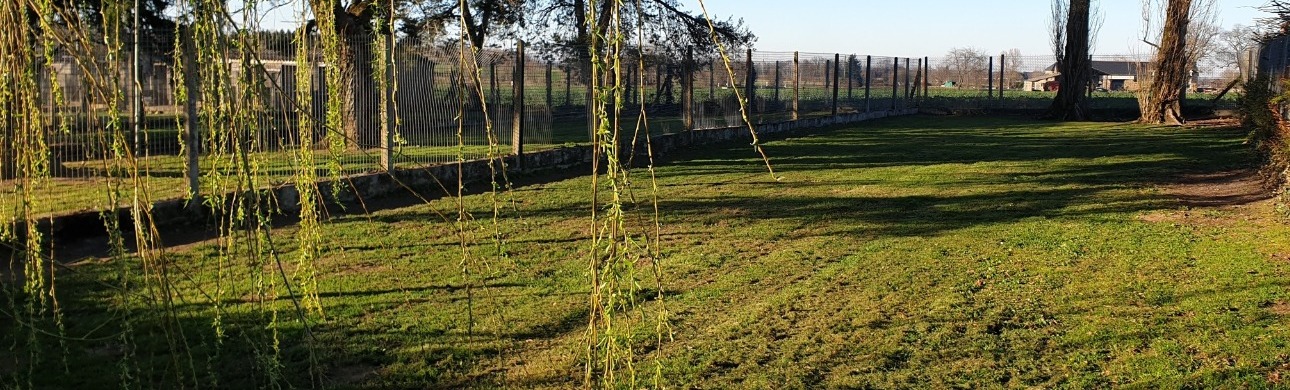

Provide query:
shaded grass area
left=8, top=115, right=1290, bottom=388
left=2, top=144, right=524, bottom=217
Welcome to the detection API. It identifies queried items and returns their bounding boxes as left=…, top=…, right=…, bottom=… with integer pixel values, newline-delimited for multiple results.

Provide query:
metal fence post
left=181, top=25, right=200, bottom=200
left=923, top=56, right=930, bottom=98
left=891, top=57, right=898, bottom=110
left=490, top=61, right=499, bottom=104
left=512, top=40, right=525, bottom=169
left=847, top=55, right=854, bottom=101
left=709, top=62, right=716, bottom=101
left=773, top=61, right=781, bottom=104
left=380, top=26, right=396, bottom=171
left=904, top=58, right=911, bottom=105
left=832, top=53, right=841, bottom=116
left=655, top=63, right=663, bottom=102
left=792, top=51, right=800, bottom=120
left=864, top=55, right=872, bottom=113
left=683, top=47, right=694, bottom=130
left=824, top=60, right=831, bottom=93
left=987, top=55, right=994, bottom=101
left=915, top=57, right=923, bottom=107
left=998, top=54, right=1006, bottom=102
left=545, top=63, right=553, bottom=109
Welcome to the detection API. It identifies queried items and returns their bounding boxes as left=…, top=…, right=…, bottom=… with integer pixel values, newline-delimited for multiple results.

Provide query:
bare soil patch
left=1139, top=167, right=1275, bottom=226
left=1269, top=301, right=1290, bottom=317
left=1163, top=169, right=1273, bottom=208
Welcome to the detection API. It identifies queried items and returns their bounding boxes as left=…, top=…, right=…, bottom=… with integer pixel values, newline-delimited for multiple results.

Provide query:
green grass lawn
left=10, top=99, right=878, bottom=217
left=9, top=115, right=1290, bottom=388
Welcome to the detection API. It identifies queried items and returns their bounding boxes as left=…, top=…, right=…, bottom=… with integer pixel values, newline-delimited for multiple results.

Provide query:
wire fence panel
left=919, top=53, right=1214, bottom=112
left=23, top=29, right=1239, bottom=218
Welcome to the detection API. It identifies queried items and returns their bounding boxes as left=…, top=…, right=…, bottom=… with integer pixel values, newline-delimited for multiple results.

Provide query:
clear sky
left=689, top=0, right=1270, bottom=58
left=244, top=0, right=1271, bottom=59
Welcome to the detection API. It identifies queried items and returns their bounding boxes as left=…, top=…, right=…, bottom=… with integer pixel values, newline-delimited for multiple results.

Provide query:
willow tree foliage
left=0, top=0, right=774, bottom=386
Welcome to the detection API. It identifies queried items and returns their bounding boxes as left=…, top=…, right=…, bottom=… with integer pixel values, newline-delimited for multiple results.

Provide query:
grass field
left=2, top=98, right=857, bottom=217
left=9, top=115, right=1290, bottom=388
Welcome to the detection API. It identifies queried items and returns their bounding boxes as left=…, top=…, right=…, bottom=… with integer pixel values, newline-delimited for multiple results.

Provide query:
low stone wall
left=42, top=108, right=917, bottom=243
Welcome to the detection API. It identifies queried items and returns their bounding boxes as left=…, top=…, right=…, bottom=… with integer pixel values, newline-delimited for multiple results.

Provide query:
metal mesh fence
left=35, top=31, right=1205, bottom=217
left=14, top=41, right=933, bottom=216
left=921, top=53, right=1236, bottom=111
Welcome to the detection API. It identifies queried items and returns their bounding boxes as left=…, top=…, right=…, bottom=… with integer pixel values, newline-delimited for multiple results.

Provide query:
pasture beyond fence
left=10, top=31, right=1239, bottom=218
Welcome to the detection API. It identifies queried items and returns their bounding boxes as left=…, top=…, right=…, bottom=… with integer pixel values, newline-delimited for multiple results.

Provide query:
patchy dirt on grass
left=1139, top=167, right=1275, bottom=226
left=1269, top=301, right=1290, bottom=317
left=1166, top=169, right=1273, bottom=208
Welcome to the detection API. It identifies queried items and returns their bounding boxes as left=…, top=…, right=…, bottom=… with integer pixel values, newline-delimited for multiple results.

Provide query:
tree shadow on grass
left=661, top=117, right=1251, bottom=177
left=16, top=115, right=1263, bottom=388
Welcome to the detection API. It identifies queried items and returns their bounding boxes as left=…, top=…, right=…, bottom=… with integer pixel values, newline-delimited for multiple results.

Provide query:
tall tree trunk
left=337, top=17, right=379, bottom=149
left=1139, top=0, right=1192, bottom=125
left=1046, top=0, right=1092, bottom=120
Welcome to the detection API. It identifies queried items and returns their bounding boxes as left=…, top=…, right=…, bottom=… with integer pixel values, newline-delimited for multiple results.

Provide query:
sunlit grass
left=11, top=115, right=1290, bottom=388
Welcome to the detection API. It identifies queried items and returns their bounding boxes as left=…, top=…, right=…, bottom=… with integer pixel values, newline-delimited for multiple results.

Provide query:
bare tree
left=1047, top=0, right=1093, bottom=120
left=1051, top=0, right=1067, bottom=62
left=1211, top=24, right=1261, bottom=70
left=1090, top=0, right=1104, bottom=55
left=943, top=47, right=988, bottom=88
left=1184, top=7, right=1219, bottom=90
left=1138, top=0, right=1194, bottom=124
left=1002, top=48, right=1023, bottom=88
left=1259, top=0, right=1290, bottom=34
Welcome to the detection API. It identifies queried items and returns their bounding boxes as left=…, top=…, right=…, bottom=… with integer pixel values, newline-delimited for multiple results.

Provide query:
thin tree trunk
left=1139, top=0, right=1192, bottom=125
left=1046, top=0, right=1092, bottom=120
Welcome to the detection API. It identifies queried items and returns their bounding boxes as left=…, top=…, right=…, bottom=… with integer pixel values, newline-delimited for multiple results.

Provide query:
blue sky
left=691, top=0, right=1269, bottom=58
left=246, top=0, right=1270, bottom=58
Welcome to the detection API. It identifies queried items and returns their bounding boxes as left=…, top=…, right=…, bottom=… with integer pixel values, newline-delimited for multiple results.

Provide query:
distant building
left=1024, top=60, right=1153, bottom=92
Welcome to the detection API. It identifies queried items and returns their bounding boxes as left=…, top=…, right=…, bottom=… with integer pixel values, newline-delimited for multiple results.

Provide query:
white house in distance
left=1024, top=60, right=1152, bottom=92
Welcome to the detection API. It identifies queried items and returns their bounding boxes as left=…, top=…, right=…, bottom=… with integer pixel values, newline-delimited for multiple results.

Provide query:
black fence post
left=847, top=55, right=854, bottom=101
left=709, top=62, right=716, bottom=101
left=545, top=63, right=553, bottom=109
left=923, top=56, right=930, bottom=98
left=684, top=47, right=694, bottom=130
left=915, top=57, right=923, bottom=107
left=864, top=55, right=872, bottom=113
left=987, top=55, right=994, bottom=101
left=490, top=61, right=499, bottom=104
left=998, top=53, right=1006, bottom=102
left=891, top=57, right=898, bottom=111
left=904, top=58, right=911, bottom=107
left=832, top=53, right=841, bottom=116
left=793, top=51, right=800, bottom=120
